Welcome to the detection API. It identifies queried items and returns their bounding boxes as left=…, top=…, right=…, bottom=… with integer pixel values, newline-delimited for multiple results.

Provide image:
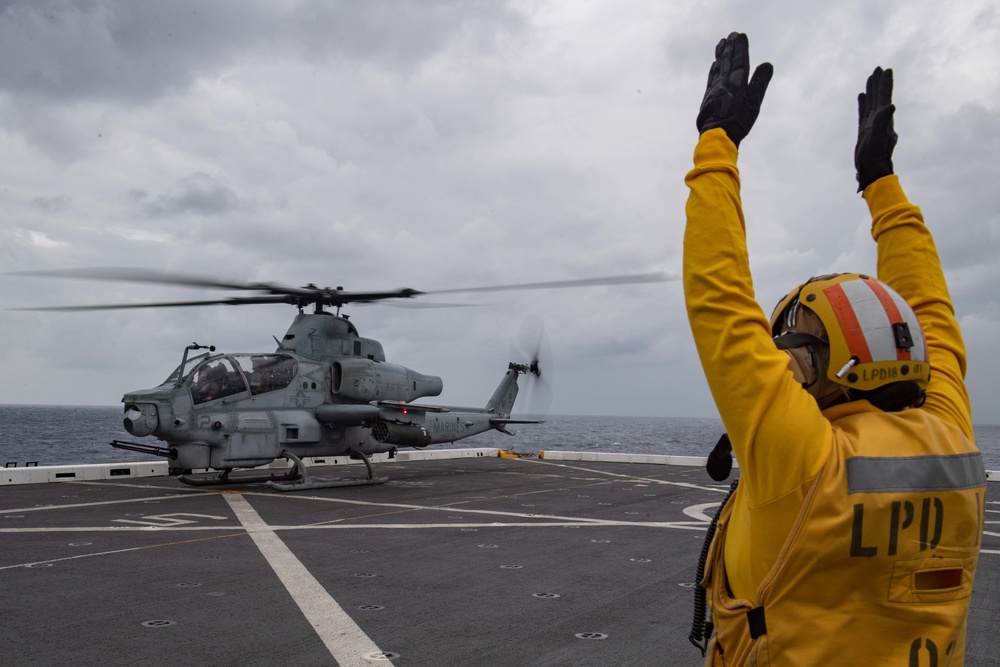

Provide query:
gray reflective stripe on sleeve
left=847, top=452, right=986, bottom=494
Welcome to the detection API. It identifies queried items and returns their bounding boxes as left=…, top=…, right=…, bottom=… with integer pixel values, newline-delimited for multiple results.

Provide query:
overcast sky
left=1, top=0, right=998, bottom=425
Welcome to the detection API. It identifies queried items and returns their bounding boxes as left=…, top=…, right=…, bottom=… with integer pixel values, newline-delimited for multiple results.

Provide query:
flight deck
left=1, top=450, right=997, bottom=666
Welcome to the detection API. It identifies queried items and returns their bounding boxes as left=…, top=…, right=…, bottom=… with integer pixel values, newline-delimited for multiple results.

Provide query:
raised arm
left=684, top=34, right=831, bottom=505
left=854, top=68, right=973, bottom=437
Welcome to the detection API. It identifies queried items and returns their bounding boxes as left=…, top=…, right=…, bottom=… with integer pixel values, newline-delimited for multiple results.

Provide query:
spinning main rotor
left=10, top=267, right=676, bottom=314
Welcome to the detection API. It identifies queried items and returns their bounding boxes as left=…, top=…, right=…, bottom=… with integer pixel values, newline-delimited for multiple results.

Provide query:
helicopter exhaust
left=332, top=358, right=443, bottom=402
left=370, top=421, right=432, bottom=447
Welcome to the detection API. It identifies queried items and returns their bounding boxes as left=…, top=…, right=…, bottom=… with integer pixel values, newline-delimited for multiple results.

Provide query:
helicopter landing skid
left=177, top=467, right=303, bottom=487
left=265, top=449, right=388, bottom=492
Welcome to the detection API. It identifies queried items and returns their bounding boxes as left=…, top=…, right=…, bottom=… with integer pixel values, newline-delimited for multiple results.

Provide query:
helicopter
left=13, top=267, right=673, bottom=490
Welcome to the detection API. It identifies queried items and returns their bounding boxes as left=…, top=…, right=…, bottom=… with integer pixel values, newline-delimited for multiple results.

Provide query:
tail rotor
left=509, top=316, right=553, bottom=417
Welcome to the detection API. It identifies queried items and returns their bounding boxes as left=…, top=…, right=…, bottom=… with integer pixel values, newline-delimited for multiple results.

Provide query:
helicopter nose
left=124, top=404, right=159, bottom=437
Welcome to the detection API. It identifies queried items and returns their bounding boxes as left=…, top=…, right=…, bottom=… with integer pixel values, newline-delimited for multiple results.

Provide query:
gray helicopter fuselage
left=120, top=313, right=525, bottom=473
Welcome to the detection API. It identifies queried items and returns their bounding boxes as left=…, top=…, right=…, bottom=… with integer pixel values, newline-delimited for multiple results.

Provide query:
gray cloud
left=132, top=173, right=241, bottom=219
left=0, top=1, right=252, bottom=102
left=0, top=1, right=523, bottom=103
left=0, top=0, right=997, bottom=425
left=30, top=194, right=71, bottom=212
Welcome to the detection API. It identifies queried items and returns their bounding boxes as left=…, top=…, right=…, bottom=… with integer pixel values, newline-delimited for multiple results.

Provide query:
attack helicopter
left=14, top=268, right=672, bottom=490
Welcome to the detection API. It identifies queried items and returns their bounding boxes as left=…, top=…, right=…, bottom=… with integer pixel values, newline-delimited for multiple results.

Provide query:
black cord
left=688, top=478, right=739, bottom=656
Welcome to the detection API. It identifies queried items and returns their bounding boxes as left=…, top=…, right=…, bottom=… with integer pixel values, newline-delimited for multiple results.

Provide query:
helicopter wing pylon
left=376, top=401, right=451, bottom=413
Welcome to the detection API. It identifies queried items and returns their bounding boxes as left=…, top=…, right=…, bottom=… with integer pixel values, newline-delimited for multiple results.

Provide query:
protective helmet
left=770, top=273, right=929, bottom=392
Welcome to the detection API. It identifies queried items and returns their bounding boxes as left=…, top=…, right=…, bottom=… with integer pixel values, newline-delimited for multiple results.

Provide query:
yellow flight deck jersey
left=683, top=128, right=986, bottom=666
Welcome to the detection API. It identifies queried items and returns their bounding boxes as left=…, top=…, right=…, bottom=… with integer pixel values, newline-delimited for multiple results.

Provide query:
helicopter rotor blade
left=6, top=267, right=284, bottom=293
left=5, top=268, right=425, bottom=309
left=4, top=267, right=381, bottom=301
left=5, top=267, right=673, bottom=311
left=374, top=301, right=477, bottom=309
left=11, top=295, right=302, bottom=311
left=424, top=270, right=677, bottom=296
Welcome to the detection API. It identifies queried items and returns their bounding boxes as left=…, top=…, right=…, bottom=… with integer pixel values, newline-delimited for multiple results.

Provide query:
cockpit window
left=186, top=357, right=248, bottom=404
left=164, top=351, right=212, bottom=386
left=230, top=354, right=297, bottom=395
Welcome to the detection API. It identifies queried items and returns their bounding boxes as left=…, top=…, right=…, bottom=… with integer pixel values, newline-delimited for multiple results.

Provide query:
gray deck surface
left=1, top=456, right=996, bottom=666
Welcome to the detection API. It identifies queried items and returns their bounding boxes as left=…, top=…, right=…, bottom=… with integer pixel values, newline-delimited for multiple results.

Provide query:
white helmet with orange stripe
left=770, top=273, right=929, bottom=409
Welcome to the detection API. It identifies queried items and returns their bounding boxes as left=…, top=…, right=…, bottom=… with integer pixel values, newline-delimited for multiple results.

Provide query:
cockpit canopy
left=179, top=353, right=298, bottom=404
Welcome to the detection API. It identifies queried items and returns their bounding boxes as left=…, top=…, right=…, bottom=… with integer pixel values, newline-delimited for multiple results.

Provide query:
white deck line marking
left=240, top=490, right=709, bottom=527
left=273, top=499, right=628, bottom=525
left=524, top=458, right=729, bottom=492
left=0, top=532, right=246, bottom=570
left=0, top=520, right=710, bottom=533
left=0, top=526, right=247, bottom=533
left=224, top=493, right=386, bottom=667
left=2, top=493, right=208, bottom=514
left=244, top=521, right=708, bottom=530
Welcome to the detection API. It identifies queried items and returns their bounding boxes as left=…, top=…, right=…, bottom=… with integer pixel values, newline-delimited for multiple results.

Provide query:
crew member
left=684, top=33, right=986, bottom=665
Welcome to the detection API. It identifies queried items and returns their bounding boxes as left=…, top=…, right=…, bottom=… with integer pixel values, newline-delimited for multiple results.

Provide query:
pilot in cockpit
left=192, top=363, right=225, bottom=403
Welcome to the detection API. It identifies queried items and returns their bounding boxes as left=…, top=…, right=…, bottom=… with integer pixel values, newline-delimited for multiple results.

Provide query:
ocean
left=1, top=404, right=998, bottom=471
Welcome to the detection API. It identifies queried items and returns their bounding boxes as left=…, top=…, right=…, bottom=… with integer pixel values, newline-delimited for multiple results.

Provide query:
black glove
left=696, top=32, right=773, bottom=148
left=855, top=67, right=897, bottom=192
